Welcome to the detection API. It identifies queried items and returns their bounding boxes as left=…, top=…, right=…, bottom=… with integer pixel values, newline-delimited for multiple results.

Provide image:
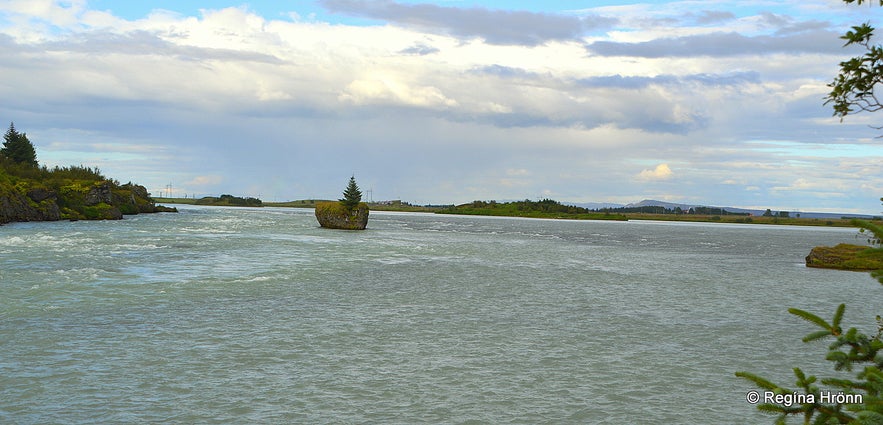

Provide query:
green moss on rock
left=315, top=201, right=369, bottom=230
left=805, top=244, right=883, bottom=271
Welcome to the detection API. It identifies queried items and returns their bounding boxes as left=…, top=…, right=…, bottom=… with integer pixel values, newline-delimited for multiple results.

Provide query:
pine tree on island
left=315, top=175, right=369, bottom=230
left=339, top=175, right=362, bottom=210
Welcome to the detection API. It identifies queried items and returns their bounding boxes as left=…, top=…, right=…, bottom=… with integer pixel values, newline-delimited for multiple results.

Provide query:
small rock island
left=315, top=176, right=369, bottom=230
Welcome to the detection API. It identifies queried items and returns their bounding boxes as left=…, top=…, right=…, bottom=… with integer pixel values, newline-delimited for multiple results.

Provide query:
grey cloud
left=42, top=31, right=283, bottom=64
left=577, top=72, right=760, bottom=89
left=776, top=19, right=830, bottom=36
left=694, top=10, right=736, bottom=25
left=757, top=12, right=792, bottom=29
left=586, top=29, right=846, bottom=57
left=399, top=43, right=439, bottom=56
left=318, top=0, right=616, bottom=46
left=472, top=65, right=759, bottom=89
left=471, top=64, right=537, bottom=79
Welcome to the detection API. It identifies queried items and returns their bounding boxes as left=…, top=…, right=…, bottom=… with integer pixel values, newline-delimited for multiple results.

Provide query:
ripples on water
left=1, top=206, right=880, bottom=423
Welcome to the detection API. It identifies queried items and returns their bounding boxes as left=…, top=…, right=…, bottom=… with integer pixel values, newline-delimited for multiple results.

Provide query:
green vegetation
left=434, top=199, right=864, bottom=226
left=736, top=303, right=883, bottom=423
left=2, top=123, right=36, bottom=166
left=624, top=212, right=858, bottom=227
left=152, top=197, right=199, bottom=205
left=603, top=204, right=750, bottom=216
left=314, top=176, right=369, bottom=230
left=0, top=122, right=173, bottom=223
left=805, top=243, right=883, bottom=271
left=738, top=222, right=883, bottom=423
left=370, top=201, right=450, bottom=212
left=738, top=3, right=883, bottom=420
left=439, top=199, right=628, bottom=221
left=264, top=199, right=329, bottom=208
left=154, top=195, right=262, bottom=207
left=0, top=156, right=170, bottom=222
left=826, top=0, right=883, bottom=131
left=194, top=194, right=262, bottom=207
left=314, top=200, right=369, bottom=230
left=315, top=200, right=361, bottom=217
left=339, top=176, right=362, bottom=210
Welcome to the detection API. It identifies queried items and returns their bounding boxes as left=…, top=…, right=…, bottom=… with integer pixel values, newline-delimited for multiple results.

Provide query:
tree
left=339, top=175, right=362, bottom=210
left=825, top=0, right=883, bottom=132
left=1, top=122, right=37, bottom=166
left=737, top=2, right=883, bottom=421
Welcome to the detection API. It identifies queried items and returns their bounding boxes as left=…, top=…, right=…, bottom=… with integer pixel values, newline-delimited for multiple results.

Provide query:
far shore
left=153, top=197, right=866, bottom=228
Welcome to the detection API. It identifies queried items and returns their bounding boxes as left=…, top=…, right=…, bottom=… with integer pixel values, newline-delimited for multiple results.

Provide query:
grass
left=805, top=244, right=883, bottom=271
left=153, top=197, right=197, bottom=205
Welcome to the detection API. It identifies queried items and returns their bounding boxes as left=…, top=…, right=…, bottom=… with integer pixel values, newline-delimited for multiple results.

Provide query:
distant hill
left=601, top=199, right=876, bottom=219
left=567, top=202, right=625, bottom=210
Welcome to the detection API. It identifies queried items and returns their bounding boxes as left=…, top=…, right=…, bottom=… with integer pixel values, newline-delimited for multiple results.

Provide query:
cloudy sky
left=1, top=0, right=882, bottom=213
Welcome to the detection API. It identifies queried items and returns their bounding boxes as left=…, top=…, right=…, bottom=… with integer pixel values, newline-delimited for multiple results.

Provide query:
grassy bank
left=153, top=197, right=197, bottom=205
left=158, top=196, right=869, bottom=228
left=805, top=244, right=883, bottom=271
left=438, top=200, right=628, bottom=221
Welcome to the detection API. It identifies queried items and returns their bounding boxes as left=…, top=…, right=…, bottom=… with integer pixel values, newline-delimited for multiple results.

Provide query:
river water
left=1, top=206, right=880, bottom=424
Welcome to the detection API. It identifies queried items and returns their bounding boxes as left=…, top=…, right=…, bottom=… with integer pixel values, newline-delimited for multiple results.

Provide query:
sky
left=0, top=1, right=882, bottom=213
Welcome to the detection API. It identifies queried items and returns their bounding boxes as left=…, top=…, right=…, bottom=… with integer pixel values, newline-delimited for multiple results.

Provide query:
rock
left=85, top=181, right=114, bottom=206
left=26, top=188, right=56, bottom=203
left=0, top=191, right=61, bottom=224
left=0, top=177, right=175, bottom=224
left=315, top=201, right=369, bottom=230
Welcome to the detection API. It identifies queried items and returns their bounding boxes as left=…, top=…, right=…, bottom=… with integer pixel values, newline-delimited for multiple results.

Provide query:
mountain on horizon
left=569, top=199, right=874, bottom=219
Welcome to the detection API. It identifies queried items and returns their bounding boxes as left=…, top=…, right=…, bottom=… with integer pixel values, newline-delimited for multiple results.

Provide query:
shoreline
left=154, top=197, right=865, bottom=228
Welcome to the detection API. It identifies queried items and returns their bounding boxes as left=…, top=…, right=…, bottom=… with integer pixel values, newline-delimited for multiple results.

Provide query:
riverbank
left=0, top=163, right=175, bottom=224
left=805, top=244, right=883, bottom=271
left=156, top=197, right=868, bottom=227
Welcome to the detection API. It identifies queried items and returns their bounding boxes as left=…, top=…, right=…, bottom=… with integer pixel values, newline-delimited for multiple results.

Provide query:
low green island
left=438, top=199, right=628, bottom=221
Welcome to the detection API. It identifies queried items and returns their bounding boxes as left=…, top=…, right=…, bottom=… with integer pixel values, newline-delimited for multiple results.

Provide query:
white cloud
left=636, top=164, right=674, bottom=181
left=0, top=1, right=879, bottom=213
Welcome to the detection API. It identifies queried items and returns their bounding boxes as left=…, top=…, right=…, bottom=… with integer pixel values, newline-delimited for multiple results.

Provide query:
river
left=1, top=205, right=880, bottom=423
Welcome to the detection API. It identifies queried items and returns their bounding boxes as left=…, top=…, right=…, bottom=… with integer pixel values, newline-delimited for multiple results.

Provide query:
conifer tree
left=339, top=175, right=362, bottom=210
left=1, top=122, right=37, bottom=166
left=737, top=2, right=883, bottom=421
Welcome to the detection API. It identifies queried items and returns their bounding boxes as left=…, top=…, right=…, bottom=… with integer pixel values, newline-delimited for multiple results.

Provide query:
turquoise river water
left=1, top=205, right=881, bottom=424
